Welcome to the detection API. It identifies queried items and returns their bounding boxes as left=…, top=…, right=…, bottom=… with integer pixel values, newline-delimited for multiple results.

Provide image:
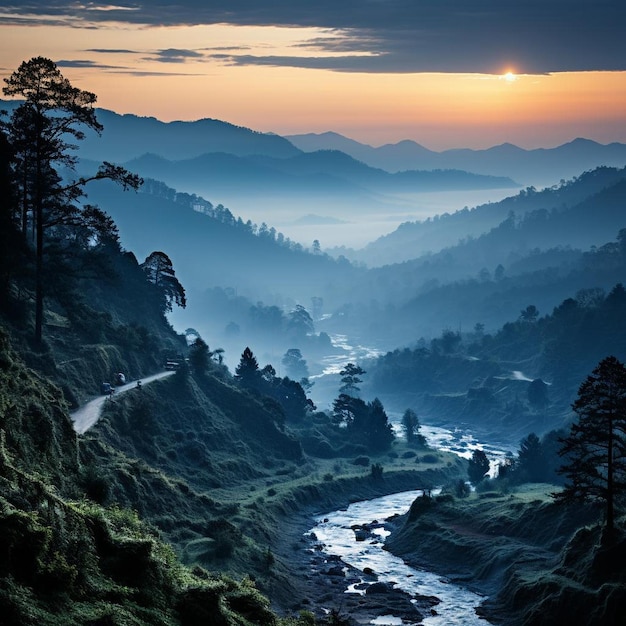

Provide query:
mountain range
left=3, top=99, right=625, bottom=192
left=287, top=132, right=626, bottom=188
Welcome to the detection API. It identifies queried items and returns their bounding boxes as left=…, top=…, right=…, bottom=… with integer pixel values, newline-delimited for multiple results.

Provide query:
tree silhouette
left=516, top=433, right=547, bottom=482
left=189, top=337, right=209, bottom=375
left=287, top=304, right=314, bottom=337
left=141, top=251, right=186, bottom=312
left=468, top=449, right=490, bottom=485
left=2, top=57, right=141, bottom=345
left=282, top=348, right=309, bottom=380
left=401, top=408, right=421, bottom=444
left=519, top=304, right=539, bottom=322
left=235, top=347, right=260, bottom=387
left=332, top=394, right=394, bottom=451
left=339, top=363, right=365, bottom=396
left=0, top=130, right=25, bottom=298
left=554, top=356, right=626, bottom=533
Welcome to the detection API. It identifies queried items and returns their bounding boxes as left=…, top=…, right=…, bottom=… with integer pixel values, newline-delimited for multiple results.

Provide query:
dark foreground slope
left=0, top=319, right=468, bottom=624
left=385, top=486, right=626, bottom=625
left=0, top=329, right=279, bottom=626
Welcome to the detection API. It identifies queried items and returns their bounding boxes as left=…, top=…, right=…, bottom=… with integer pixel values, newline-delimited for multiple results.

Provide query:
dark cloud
left=116, top=70, right=206, bottom=76
left=1, top=1, right=624, bottom=73
left=55, top=58, right=204, bottom=76
left=146, top=48, right=205, bottom=63
left=86, top=48, right=138, bottom=54
left=56, top=59, right=127, bottom=70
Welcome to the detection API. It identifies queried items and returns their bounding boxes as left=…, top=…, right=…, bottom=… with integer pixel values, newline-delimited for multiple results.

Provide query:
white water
left=310, top=490, right=491, bottom=625
left=314, top=333, right=384, bottom=377
left=416, top=424, right=515, bottom=478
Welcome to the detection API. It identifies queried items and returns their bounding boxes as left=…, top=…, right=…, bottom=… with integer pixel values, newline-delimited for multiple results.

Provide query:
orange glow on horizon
left=2, top=23, right=626, bottom=150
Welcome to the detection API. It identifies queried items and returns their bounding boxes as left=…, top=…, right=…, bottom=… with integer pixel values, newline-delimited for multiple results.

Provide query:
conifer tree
left=141, top=251, right=186, bottom=312
left=2, top=57, right=141, bottom=345
left=554, top=356, right=626, bottom=533
left=235, top=347, right=260, bottom=386
left=339, top=363, right=365, bottom=396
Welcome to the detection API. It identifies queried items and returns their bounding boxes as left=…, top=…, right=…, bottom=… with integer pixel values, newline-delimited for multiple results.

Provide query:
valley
left=1, top=54, right=625, bottom=626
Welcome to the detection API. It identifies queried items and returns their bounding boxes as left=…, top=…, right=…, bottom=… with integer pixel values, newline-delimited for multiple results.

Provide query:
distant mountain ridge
left=122, top=149, right=517, bottom=212
left=286, top=133, right=626, bottom=187
left=0, top=99, right=300, bottom=162
left=3, top=98, right=624, bottom=190
left=337, top=166, right=626, bottom=267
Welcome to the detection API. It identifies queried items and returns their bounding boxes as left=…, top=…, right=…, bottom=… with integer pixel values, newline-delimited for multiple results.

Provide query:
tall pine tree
left=554, top=356, right=626, bottom=533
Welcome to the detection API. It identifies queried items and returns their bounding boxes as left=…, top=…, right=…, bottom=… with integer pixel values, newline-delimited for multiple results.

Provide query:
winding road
left=70, top=371, right=175, bottom=434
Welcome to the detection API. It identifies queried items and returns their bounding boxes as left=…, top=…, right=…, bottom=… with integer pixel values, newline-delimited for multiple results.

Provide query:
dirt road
left=70, top=371, right=175, bottom=434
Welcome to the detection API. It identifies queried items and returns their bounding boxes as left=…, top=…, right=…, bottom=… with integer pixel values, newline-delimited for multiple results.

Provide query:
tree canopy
left=1, top=56, right=141, bottom=345
left=141, top=251, right=186, bottom=313
left=468, top=449, right=490, bottom=485
left=339, top=363, right=366, bottom=397
left=554, top=355, right=626, bottom=533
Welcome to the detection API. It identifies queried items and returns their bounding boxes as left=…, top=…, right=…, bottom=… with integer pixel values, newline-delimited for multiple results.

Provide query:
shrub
left=453, top=479, right=471, bottom=498
left=353, top=456, right=370, bottom=466
left=436, top=494, right=455, bottom=504
left=323, top=473, right=334, bottom=482
left=370, top=463, right=384, bottom=480
left=402, top=451, right=417, bottom=459
left=421, top=453, right=439, bottom=464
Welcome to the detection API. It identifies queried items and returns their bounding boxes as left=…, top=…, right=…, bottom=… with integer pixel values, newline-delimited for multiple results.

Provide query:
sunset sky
left=1, top=1, right=625, bottom=150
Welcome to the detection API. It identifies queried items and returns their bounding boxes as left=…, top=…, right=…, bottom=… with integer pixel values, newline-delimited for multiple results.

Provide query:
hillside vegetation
left=364, top=279, right=626, bottom=440
left=385, top=486, right=626, bottom=625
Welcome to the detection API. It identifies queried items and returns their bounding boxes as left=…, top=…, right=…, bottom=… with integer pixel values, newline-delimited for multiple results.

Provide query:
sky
left=1, top=1, right=625, bottom=150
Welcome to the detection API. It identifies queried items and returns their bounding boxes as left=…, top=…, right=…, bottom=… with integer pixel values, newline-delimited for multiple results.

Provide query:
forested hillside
left=339, top=166, right=626, bottom=266
left=363, top=281, right=626, bottom=440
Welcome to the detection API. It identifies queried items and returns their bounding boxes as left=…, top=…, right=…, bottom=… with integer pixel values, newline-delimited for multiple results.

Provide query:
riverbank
left=262, top=462, right=467, bottom=623
left=383, top=484, right=625, bottom=625
left=266, top=477, right=625, bottom=626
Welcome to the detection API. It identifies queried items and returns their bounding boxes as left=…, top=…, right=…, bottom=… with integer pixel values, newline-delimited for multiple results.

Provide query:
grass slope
left=0, top=329, right=281, bottom=626
left=385, top=485, right=626, bottom=625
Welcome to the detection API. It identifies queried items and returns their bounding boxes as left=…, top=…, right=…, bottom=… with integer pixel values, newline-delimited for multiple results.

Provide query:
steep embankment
left=77, top=360, right=469, bottom=618
left=0, top=328, right=281, bottom=626
left=71, top=370, right=175, bottom=434
left=385, top=486, right=626, bottom=625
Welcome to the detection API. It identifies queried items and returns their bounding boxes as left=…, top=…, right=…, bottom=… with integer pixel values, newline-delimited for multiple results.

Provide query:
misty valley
left=1, top=58, right=625, bottom=626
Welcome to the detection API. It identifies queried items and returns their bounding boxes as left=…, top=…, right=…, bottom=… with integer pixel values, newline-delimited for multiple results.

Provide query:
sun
left=503, top=71, right=517, bottom=82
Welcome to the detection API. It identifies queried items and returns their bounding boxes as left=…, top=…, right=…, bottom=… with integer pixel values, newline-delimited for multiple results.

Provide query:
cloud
left=1, top=1, right=624, bottom=73
left=145, top=48, right=206, bottom=63
left=86, top=48, right=138, bottom=54
left=55, top=58, right=204, bottom=76
left=56, top=59, right=127, bottom=70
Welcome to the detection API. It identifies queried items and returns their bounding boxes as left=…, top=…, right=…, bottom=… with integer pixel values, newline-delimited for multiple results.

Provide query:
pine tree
left=554, top=356, right=626, bottom=533
left=235, top=347, right=260, bottom=387
left=339, top=363, right=365, bottom=396
left=141, top=251, right=186, bottom=312
left=468, top=449, right=490, bottom=485
left=2, top=57, right=141, bottom=345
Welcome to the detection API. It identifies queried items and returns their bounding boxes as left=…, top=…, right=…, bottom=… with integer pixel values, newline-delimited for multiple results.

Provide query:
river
left=304, top=415, right=511, bottom=624
left=309, top=489, right=492, bottom=625
left=303, top=332, right=517, bottom=623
